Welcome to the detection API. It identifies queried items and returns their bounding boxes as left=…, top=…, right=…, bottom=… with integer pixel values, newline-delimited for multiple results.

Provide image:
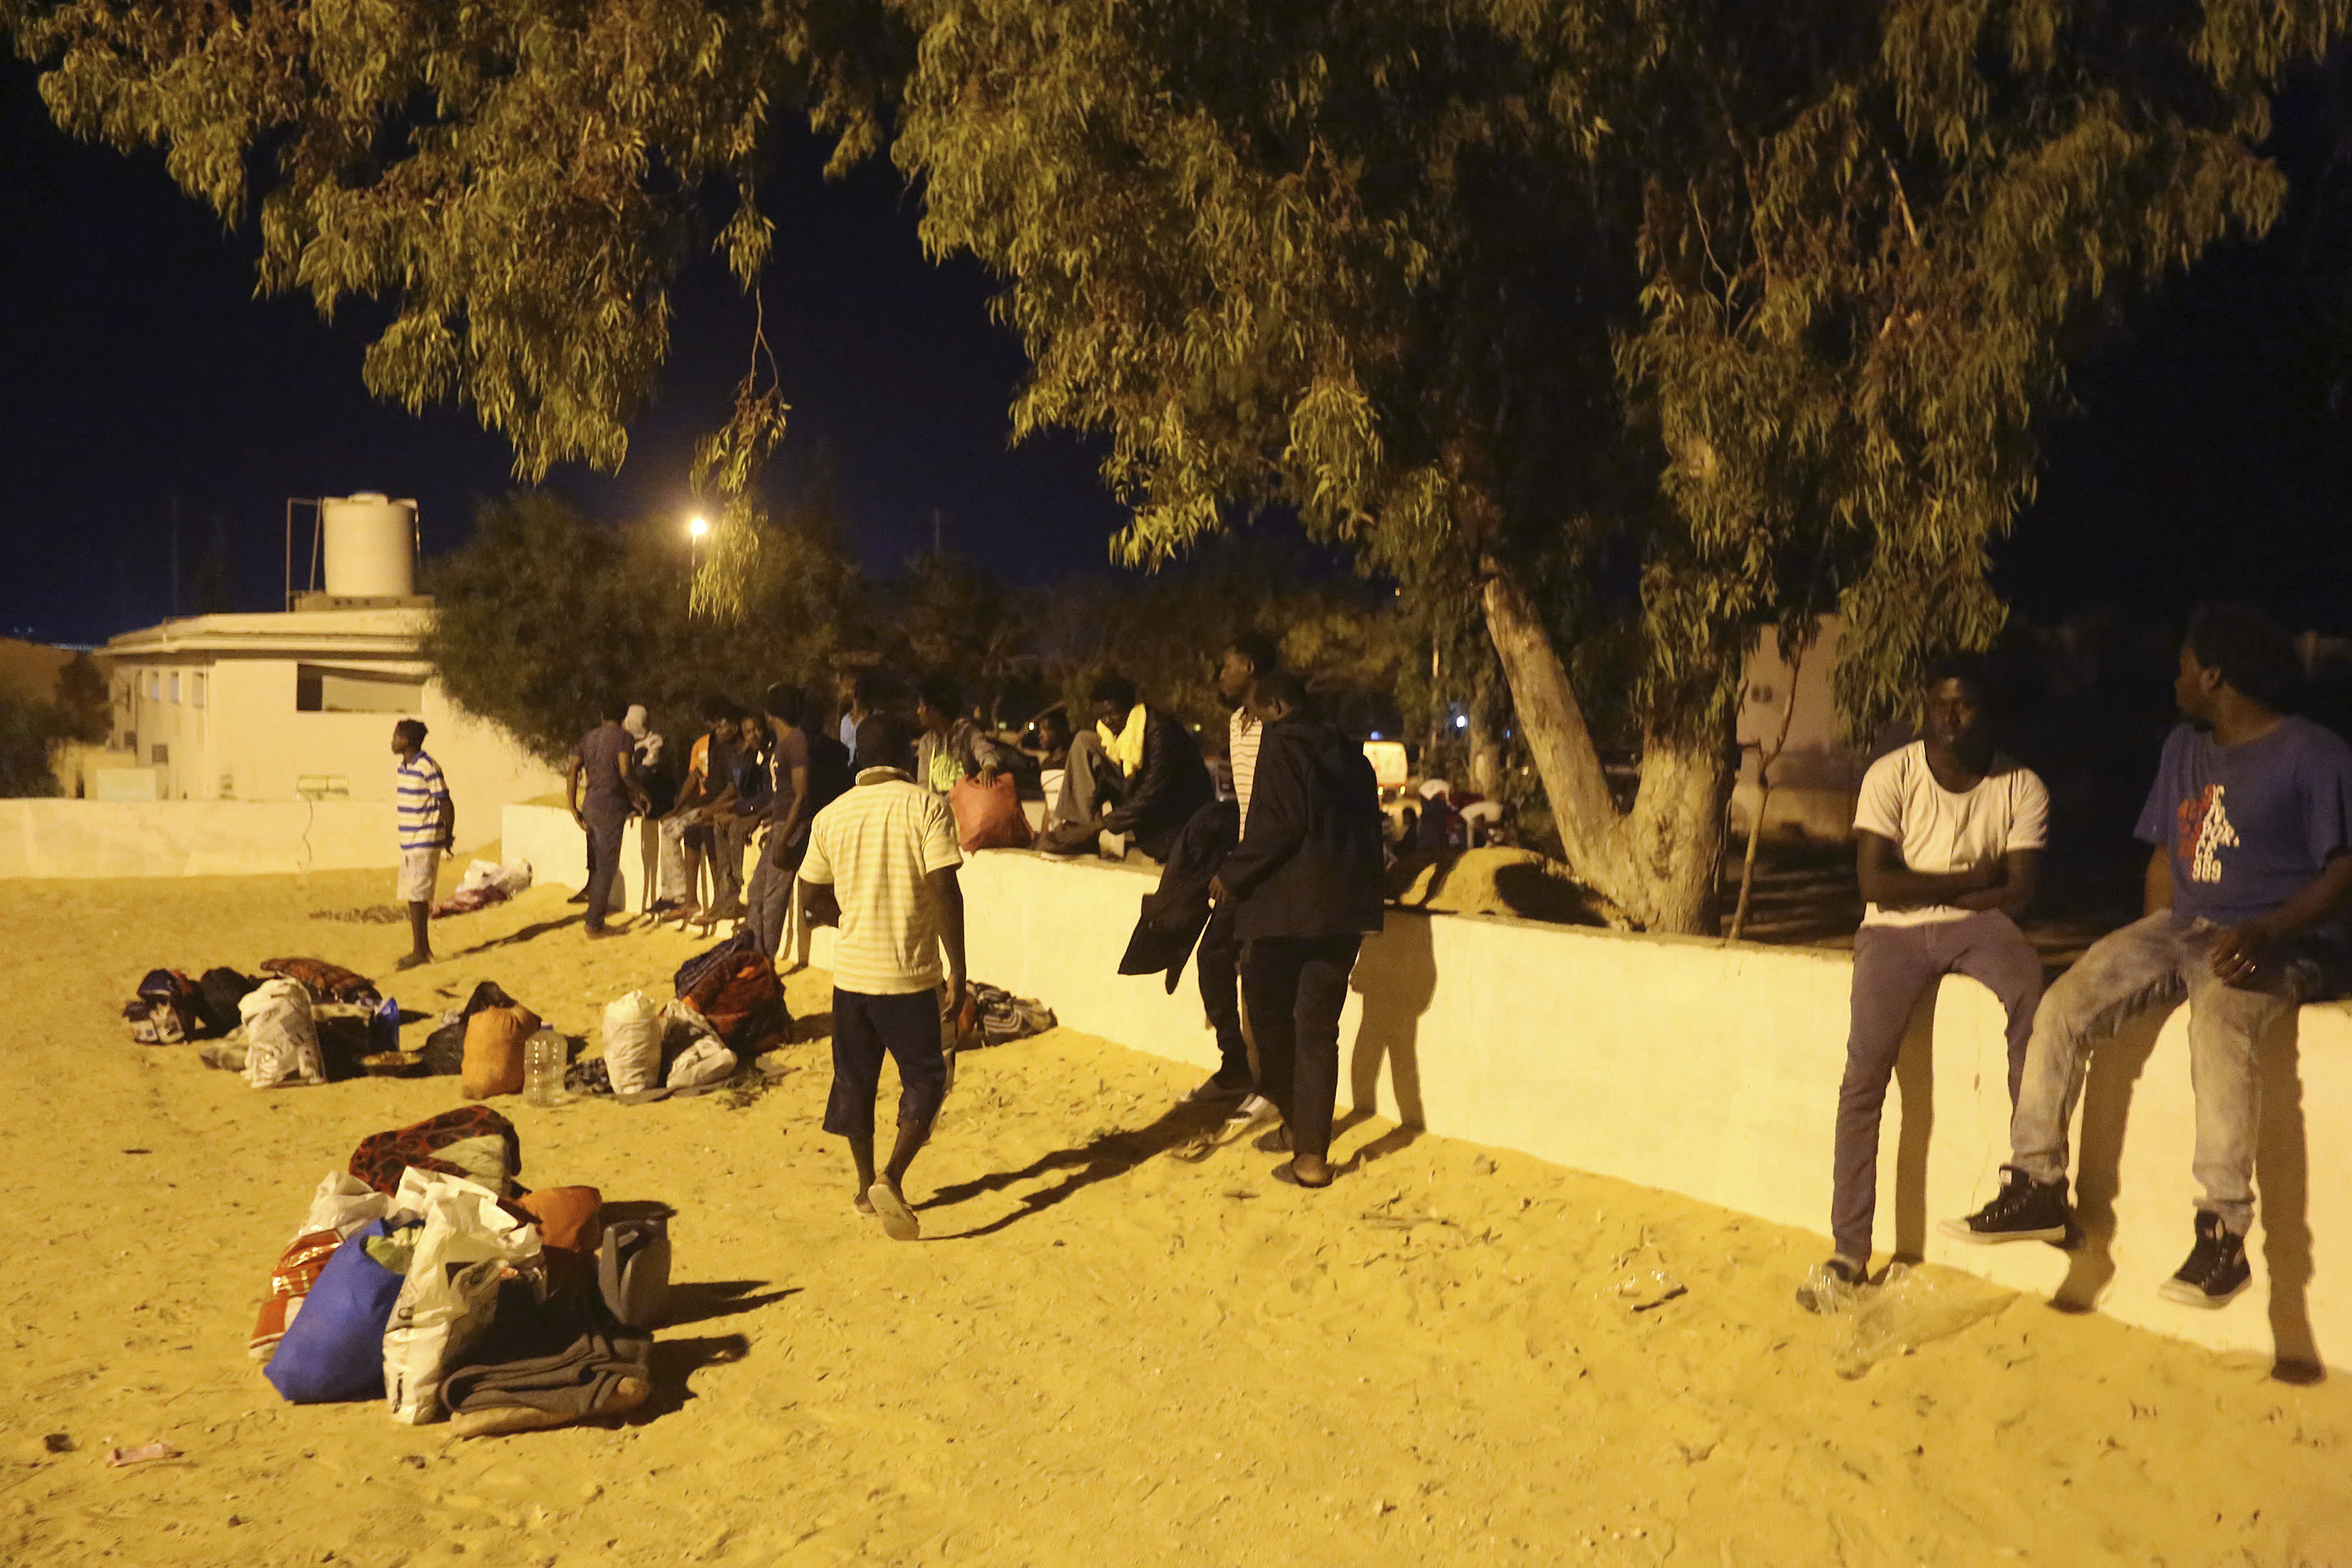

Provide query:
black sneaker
left=1939, top=1166, right=2070, bottom=1244
left=2158, top=1211, right=2251, bottom=1309
left=1795, top=1257, right=1868, bottom=1314
left=1183, top=1072, right=1249, bottom=1104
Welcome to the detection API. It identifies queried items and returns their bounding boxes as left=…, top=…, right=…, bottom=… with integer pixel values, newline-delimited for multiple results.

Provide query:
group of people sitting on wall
left=1820, top=606, right=2352, bottom=1318
left=553, top=603, right=2344, bottom=1287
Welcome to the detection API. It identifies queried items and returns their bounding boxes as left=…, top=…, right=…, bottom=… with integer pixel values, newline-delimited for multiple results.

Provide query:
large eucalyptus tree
left=9, top=0, right=2341, bottom=927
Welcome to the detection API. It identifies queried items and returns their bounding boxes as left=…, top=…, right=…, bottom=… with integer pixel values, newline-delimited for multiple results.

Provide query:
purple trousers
left=1832, top=910, right=2043, bottom=1263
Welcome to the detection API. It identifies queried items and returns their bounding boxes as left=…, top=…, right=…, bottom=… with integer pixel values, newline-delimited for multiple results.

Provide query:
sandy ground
left=3, top=866, right=2351, bottom=1568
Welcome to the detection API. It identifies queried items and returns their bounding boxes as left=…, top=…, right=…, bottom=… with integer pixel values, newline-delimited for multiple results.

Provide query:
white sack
left=455, top=858, right=535, bottom=897
left=381, top=1173, right=542, bottom=1425
left=602, top=990, right=663, bottom=1095
left=666, top=1037, right=738, bottom=1090
left=241, top=978, right=323, bottom=1089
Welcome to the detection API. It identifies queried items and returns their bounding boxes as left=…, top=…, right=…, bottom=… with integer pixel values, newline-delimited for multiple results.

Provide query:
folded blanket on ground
left=349, top=1107, right=523, bottom=1197
left=442, top=1282, right=651, bottom=1421
left=259, top=957, right=381, bottom=1006
left=429, top=884, right=512, bottom=919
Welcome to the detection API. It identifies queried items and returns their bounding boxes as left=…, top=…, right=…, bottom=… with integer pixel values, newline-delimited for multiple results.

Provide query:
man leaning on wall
left=1800, top=654, right=2048, bottom=1312
left=1944, top=606, right=2352, bottom=1312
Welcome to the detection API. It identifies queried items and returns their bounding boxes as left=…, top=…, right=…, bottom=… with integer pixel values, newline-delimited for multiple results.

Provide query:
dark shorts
left=822, top=988, right=948, bottom=1140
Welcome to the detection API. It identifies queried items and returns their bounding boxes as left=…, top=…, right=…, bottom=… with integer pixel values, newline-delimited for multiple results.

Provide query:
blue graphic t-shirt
left=2133, top=717, right=2352, bottom=929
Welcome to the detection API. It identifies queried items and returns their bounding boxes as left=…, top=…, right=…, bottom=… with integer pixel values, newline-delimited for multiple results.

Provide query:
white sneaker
left=1226, top=1093, right=1277, bottom=1127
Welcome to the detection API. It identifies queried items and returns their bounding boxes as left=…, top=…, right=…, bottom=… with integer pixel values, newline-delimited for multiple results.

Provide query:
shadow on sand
left=662, top=1279, right=800, bottom=1327
left=1890, top=988, right=2322, bottom=1383
left=919, top=1101, right=1232, bottom=1240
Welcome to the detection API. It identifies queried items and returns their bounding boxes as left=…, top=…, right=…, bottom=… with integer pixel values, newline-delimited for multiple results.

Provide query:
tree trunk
left=1468, top=676, right=1502, bottom=796
left=1623, top=730, right=1729, bottom=936
left=1478, top=556, right=1728, bottom=934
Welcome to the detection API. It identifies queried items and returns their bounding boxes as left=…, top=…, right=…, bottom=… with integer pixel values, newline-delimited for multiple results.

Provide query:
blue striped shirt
left=396, top=751, right=450, bottom=851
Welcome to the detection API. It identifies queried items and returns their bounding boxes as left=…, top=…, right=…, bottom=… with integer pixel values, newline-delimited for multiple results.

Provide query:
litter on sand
left=1832, top=1263, right=2011, bottom=1378
left=105, top=1441, right=180, bottom=1467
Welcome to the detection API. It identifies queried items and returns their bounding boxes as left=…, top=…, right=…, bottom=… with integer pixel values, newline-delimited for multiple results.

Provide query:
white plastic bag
left=602, top=991, right=662, bottom=1095
left=381, top=1173, right=543, bottom=1425
left=241, top=978, right=323, bottom=1089
left=293, top=1172, right=391, bottom=1244
left=455, top=858, right=535, bottom=897
left=666, top=1037, right=738, bottom=1090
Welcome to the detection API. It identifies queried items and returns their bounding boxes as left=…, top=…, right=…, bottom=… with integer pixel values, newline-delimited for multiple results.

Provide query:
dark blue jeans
left=823, top=988, right=948, bottom=1142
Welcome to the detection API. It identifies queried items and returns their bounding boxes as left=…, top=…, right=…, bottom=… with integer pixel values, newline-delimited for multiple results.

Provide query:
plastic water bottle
left=525, top=1028, right=567, bottom=1108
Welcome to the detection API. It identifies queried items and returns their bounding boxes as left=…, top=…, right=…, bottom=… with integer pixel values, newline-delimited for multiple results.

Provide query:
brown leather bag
left=461, top=1004, right=541, bottom=1099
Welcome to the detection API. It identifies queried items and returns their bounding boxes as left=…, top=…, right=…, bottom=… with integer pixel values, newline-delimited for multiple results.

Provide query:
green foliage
left=1018, top=539, right=1405, bottom=734
left=53, top=651, right=110, bottom=745
left=0, top=687, right=66, bottom=798
left=421, top=492, right=854, bottom=763
left=2, top=0, right=898, bottom=480
left=889, top=0, right=2348, bottom=743
left=12, top=0, right=2344, bottom=877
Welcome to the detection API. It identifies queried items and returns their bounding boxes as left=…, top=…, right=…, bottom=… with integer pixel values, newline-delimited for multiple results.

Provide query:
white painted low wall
left=502, top=805, right=2351, bottom=1368
left=0, top=800, right=430, bottom=879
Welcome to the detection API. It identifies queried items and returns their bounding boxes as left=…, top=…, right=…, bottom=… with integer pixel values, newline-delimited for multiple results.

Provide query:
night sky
left=0, top=58, right=1128, bottom=647
left=1, top=57, right=2346, bottom=651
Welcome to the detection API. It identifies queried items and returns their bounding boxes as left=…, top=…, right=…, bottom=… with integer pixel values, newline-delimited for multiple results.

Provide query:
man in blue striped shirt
left=391, top=719, right=455, bottom=970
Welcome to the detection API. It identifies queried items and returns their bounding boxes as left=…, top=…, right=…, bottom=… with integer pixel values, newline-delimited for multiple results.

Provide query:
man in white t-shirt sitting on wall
left=798, top=711, right=969, bottom=1244
left=1802, top=654, right=2050, bottom=1310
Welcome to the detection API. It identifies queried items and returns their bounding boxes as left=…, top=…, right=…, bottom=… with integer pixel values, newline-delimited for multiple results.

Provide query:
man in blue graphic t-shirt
left=1942, top=608, right=2352, bottom=1308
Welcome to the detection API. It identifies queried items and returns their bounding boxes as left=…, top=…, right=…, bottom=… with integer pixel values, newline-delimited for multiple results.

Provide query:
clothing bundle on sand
left=567, top=934, right=789, bottom=1099
left=966, top=983, right=1055, bottom=1046
left=249, top=1139, right=671, bottom=1435
left=349, top=1107, right=525, bottom=1198
left=123, top=966, right=262, bottom=1043
left=440, top=1281, right=651, bottom=1434
left=430, top=859, right=534, bottom=918
left=674, top=929, right=791, bottom=1056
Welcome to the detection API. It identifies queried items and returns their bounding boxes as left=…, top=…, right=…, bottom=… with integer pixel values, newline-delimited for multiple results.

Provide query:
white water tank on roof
left=321, top=492, right=418, bottom=598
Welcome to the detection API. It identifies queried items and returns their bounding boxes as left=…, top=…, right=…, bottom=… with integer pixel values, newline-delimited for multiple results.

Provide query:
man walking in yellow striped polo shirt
left=798, top=713, right=969, bottom=1241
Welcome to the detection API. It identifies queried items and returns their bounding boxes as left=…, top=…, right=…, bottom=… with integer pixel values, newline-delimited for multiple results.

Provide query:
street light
left=685, top=515, right=710, bottom=610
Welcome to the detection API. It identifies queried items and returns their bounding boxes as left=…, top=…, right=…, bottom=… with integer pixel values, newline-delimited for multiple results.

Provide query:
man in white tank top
left=1801, top=654, right=2050, bottom=1310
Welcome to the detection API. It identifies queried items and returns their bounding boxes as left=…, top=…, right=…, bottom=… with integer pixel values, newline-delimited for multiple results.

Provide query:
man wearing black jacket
left=1211, top=671, right=1386, bottom=1188
left=1041, top=674, right=1214, bottom=862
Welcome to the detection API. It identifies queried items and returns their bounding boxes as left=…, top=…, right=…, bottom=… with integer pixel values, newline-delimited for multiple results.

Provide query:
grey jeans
left=1833, top=911, right=2043, bottom=1263
left=2011, top=910, right=2340, bottom=1236
left=746, top=835, right=808, bottom=962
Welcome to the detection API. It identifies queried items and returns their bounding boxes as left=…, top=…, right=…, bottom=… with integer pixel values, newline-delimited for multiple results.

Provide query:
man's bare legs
left=396, top=901, right=433, bottom=969
left=848, top=1118, right=932, bottom=1212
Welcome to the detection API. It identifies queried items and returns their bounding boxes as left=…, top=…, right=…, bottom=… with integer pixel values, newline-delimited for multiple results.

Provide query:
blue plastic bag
left=264, top=1219, right=409, bottom=1403
left=371, top=996, right=401, bottom=1057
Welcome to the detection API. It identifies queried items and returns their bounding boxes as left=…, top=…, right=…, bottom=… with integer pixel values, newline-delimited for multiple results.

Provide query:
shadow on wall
left=1891, top=996, right=2322, bottom=1382
left=1346, top=912, right=1437, bottom=1164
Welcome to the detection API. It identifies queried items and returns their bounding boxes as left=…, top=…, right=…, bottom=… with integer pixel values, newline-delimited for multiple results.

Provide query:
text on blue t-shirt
left=2132, top=716, right=2352, bottom=928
